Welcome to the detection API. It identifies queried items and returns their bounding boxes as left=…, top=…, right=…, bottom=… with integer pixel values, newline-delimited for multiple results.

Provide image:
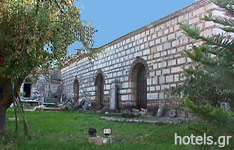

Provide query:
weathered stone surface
left=169, top=109, right=177, bottom=118
left=57, top=1, right=223, bottom=111
left=88, top=137, right=112, bottom=145
left=109, top=83, right=118, bottom=110
left=166, top=75, right=173, bottom=83
left=220, top=102, right=230, bottom=111
left=101, top=116, right=183, bottom=125
left=157, top=104, right=165, bottom=117
left=82, top=101, right=91, bottom=110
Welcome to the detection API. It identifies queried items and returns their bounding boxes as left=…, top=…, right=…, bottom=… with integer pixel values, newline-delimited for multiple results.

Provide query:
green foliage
left=184, top=99, right=234, bottom=126
left=179, top=23, right=201, bottom=40
left=1, top=109, right=190, bottom=150
left=184, top=99, right=234, bottom=149
left=172, top=0, right=234, bottom=107
left=171, top=0, right=234, bottom=149
left=0, top=0, right=96, bottom=82
left=211, top=0, right=234, bottom=13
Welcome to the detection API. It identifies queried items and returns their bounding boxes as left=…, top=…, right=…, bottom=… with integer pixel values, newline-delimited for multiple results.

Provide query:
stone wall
left=61, top=0, right=223, bottom=110
left=20, top=67, right=63, bottom=103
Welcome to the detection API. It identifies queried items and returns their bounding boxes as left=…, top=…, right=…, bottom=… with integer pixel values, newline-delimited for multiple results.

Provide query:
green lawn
left=1, top=109, right=192, bottom=150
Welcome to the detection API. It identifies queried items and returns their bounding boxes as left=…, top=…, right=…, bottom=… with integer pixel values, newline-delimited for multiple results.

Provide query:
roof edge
left=98, top=0, right=210, bottom=49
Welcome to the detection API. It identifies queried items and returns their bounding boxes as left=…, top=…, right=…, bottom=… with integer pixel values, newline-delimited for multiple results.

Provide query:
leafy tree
left=0, top=0, right=95, bottom=136
left=172, top=0, right=234, bottom=149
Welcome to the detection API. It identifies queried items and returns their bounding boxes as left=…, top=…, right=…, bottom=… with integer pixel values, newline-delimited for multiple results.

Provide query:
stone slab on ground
left=88, top=136, right=112, bottom=145
left=101, top=116, right=183, bottom=125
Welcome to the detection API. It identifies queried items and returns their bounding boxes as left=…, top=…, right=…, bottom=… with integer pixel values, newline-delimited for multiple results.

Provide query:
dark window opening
left=23, top=83, right=31, bottom=97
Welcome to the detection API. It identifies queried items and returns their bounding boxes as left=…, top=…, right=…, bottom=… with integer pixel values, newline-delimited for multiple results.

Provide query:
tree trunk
left=15, top=94, right=29, bottom=136
left=13, top=101, right=18, bottom=133
left=0, top=78, right=24, bottom=137
left=0, top=104, right=6, bottom=137
left=12, top=82, right=29, bottom=136
left=0, top=79, right=13, bottom=137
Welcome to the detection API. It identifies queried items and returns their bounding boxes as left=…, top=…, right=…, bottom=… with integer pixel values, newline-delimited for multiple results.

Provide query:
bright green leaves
left=0, top=0, right=95, bottom=81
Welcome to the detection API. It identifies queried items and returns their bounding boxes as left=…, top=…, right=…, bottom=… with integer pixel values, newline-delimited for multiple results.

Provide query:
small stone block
left=88, top=137, right=112, bottom=145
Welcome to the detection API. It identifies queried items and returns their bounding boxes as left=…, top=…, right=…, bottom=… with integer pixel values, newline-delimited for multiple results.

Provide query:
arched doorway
left=95, top=73, right=104, bottom=109
left=130, top=57, right=148, bottom=109
left=136, top=64, right=147, bottom=109
left=23, top=78, right=32, bottom=97
left=73, top=79, right=79, bottom=102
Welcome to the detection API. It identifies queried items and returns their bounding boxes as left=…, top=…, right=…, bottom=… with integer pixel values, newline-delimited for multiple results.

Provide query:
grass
left=0, top=109, right=193, bottom=150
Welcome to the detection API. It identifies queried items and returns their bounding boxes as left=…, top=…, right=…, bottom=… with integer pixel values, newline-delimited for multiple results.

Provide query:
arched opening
left=73, top=79, right=80, bottom=102
left=136, top=64, right=147, bottom=109
left=95, top=73, right=104, bottom=109
left=23, top=78, right=32, bottom=97
left=130, top=59, right=148, bottom=109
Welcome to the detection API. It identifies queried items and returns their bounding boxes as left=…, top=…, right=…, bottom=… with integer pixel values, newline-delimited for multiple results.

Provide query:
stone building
left=20, top=66, right=63, bottom=103
left=61, top=0, right=225, bottom=112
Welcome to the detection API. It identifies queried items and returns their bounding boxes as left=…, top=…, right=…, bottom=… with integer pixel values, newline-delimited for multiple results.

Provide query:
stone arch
left=94, top=69, right=106, bottom=82
left=94, top=69, right=105, bottom=109
left=73, top=77, right=80, bottom=102
left=129, top=57, right=149, bottom=109
left=129, top=57, right=149, bottom=79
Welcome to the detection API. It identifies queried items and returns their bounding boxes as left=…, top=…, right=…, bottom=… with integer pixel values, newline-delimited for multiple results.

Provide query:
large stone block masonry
left=61, top=0, right=225, bottom=110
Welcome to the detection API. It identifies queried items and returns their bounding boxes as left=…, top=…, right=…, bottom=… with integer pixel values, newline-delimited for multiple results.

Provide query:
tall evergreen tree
left=172, top=0, right=234, bottom=149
